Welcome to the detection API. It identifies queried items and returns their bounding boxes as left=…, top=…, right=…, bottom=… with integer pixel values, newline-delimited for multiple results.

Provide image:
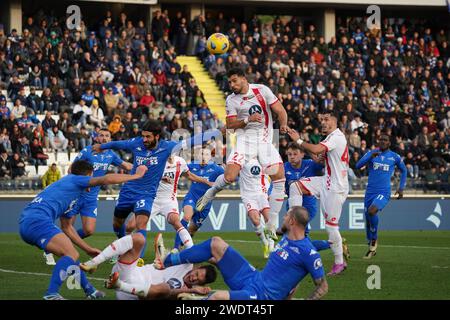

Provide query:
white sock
left=90, top=235, right=133, bottom=265
left=288, top=181, right=303, bottom=207
left=254, top=224, right=268, bottom=245
left=117, top=279, right=149, bottom=298
left=326, top=225, right=343, bottom=265
left=268, top=179, right=285, bottom=229
left=208, top=174, right=230, bottom=197
left=178, top=227, right=194, bottom=248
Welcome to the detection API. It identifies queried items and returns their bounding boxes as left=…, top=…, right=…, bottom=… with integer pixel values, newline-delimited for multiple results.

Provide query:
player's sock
left=177, top=226, right=194, bottom=249
left=326, top=225, right=344, bottom=265
left=137, top=229, right=147, bottom=259
left=368, top=214, right=379, bottom=241
left=46, top=255, right=76, bottom=295
left=268, top=179, right=285, bottom=230
left=164, top=238, right=212, bottom=268
left=77, top=228, right=87, bottom=239
left=174, top=219, right=189, bottom=249
left=209, top=174, right=230, bottom=196
left=116, top=279, right=149, bottom=298
left=288, top=182, right=303, bottom=207
left=113, top=224, right=126, bottom=239
left=90, top=235, right=134, bottom=266
left=254, top=224, right=268, bottom=245
left=312, top=240, right=331, bottom=251
left=77, top=263, right=95, bottom=295
left=364, top=209, right=372, bottom=243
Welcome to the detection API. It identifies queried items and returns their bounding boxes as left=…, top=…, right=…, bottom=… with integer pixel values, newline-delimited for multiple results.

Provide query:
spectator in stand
left=47, top=125, right=68, bottom=152
left=10, top=152, right=25, bottom=178
left=30, top=137, right=48, bottom=171
left=41, top=163, right=61, bottom=188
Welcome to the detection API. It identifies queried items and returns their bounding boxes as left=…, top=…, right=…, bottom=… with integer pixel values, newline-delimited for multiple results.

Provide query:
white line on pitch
left=226, top=239, right=450, bottom=250
left=0, top=268, right=106, bottom=281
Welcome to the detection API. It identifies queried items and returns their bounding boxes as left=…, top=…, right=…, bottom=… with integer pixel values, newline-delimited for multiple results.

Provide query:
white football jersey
left=156, top=156, right=189, bottom=200
left=319, top=128, right=349, bottom=194
left=239, top=158, right=270, bottom=196
left=226, top=83, right=278, bottom=143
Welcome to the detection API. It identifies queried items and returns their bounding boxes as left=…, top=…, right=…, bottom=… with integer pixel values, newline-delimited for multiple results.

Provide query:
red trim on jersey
left=325, top=220, right=339, bottom=227
left=261, top=174, right=266, bottom=192
left=252, top=87, right=269, bottom=128
left=264, top=162, right=283, bottom=172
left=269, top=99, right=279, bottom=107
left=298, top=180, right=312, bottom=196
left=118, top=258, right=139, bottom=265
left=226, top=115, right=237, bottom=118
left=172, top=161, right=181, bottom=198
left=324, top=153, right=331, bottom=176
left=319, top=142, right=329, bottom=152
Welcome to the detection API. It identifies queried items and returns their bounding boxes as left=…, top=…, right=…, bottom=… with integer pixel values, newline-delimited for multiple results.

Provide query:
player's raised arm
left=185, top=171, right=214, bottom=187
left=171, top=129, right=222, bottom=154
left=355, top=149, right=376, bottom=169
left=92, top=137, right=141, bottom=153
left=306, top=277, right=328, bottom=300
left=287, top=128, right=327, bottom=155
left=395, top=156, right=408, bottom=199
left=88, top=165, right=147, bottom=187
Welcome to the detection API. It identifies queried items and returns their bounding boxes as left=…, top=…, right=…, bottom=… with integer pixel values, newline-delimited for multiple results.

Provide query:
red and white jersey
left=239, top=158, right=270, bottom=197
left=319, top=128, right=349, bottom=194
left=226, top=83, right=278, bottom=143
left=156, top=156, right=189, bottom=200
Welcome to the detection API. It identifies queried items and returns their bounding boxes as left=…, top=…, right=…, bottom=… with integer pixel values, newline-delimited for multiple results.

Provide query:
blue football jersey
left=260, top=235, right=325, bottom=300
left=187, top=162, right=224, bottom=199
left=284, top=160, right=323, bottom=209
left=355, top=149, right=407, bottom=195
left=20, top=174, right=91, bottom=222
left=74, top=146, right=123, bottom=200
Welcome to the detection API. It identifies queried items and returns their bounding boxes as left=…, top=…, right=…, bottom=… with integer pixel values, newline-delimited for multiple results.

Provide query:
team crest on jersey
left=167, top=278, right=182, bottom=289
left=248, top=104, right=262, bottom=115
left=314, top=258, right=323, bottom=269
left=250, top=166, right=261, bottom=175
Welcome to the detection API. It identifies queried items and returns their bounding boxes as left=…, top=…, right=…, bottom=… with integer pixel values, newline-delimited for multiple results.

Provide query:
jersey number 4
left=341, top=146, right=349, bottom=165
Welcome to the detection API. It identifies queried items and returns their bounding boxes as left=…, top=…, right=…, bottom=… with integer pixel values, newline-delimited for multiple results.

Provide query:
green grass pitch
left=1, top=231, right=449, bottom=300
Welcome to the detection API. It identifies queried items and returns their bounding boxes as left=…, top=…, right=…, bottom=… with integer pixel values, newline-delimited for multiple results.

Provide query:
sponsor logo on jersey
left=310, top=249, right=318, bottom=256
left=314, top=258, right=323, bottom=269
left=248, top=104, right=262, bottom=115
left=250, top=165, right=261, bottom=175
left=136, top=156, right=158, bottom=166
left=167, top=278, right=182, bottom=289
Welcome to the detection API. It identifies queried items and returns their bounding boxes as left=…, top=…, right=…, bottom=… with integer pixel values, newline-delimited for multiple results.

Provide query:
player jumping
left=355, top=134, right=407, bottom=259
left=195, top=67, right=289, bottom=241
left=154, top=206, right=328, bottom=300
left=287, top=111, right=350, bottom=276
left=19, top=160, right=147, bottom=299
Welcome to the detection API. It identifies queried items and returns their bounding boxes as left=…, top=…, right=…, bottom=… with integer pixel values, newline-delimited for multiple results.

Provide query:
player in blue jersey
left=66, top=129, right=133, bottom=239
left=283, top=142, right=332, bottom=253
left=355, top=134, right=407, bottom=259
left=154, top=206, right=328, bottom=300
left=92, top=119, right=221, bottom=263
left=18, top=159, right=147, bottom=300
left=173, top=147, right=224, bottom=250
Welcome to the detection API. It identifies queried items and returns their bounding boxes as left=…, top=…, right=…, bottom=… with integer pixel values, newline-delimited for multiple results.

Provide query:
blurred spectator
left=41, top=163, right=61, bottom=188
left=10, top=152, right=25, bottom=178
left=47, top=126, right=68, bottom=152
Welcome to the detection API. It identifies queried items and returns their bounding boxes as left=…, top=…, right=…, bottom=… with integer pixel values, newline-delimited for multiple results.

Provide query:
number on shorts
left=341, top=146, right=349, bottom=164
left=136, top=200, right=146, bottom=209
left=376, top=195, right=384, bottom=200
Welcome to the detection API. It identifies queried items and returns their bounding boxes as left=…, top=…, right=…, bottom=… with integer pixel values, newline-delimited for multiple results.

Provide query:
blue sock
left=113, top=224, right=126, bottom=239
left=46, top=256, right=76, bottom=296
left=368, top=214, right=379, bottom=241
left=77, top=229, right=86, bottom=239
left=164, top=238, right=212, bottom=268
left=364, top=209, right=371, bottom=243
left=312, top=240, right=331, bottom=251
left=77, top=261, right=95, bottom=295
left=174, top=219, right=189, bottom=249
left=137, top=229, right=147, bottom=259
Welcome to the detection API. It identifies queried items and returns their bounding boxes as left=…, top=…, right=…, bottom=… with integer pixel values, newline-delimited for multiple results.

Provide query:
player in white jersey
left=80, top=233, right=217, bottom=300
left=239, top=158, right=271, bottom=258
left=287, top=111, right=350, bottom=276
left=126, top=155, right=213, bottom=251
left=196, top=68, right=289, bottom=241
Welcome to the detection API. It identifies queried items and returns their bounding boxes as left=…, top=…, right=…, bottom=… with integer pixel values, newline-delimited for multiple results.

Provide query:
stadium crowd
left=0, top=9, right=449, bottom=192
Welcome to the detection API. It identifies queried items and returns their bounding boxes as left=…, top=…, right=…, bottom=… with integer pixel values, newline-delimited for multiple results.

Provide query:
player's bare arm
left=60, top=217, right=101, bottom=257
left=184, top=171, right=214, bottom=187
left=226, top=113, right=262, bottom=129
left=88, top=165, right=147, bottom=187
left=120, top=161, right=133, bottom=171
left=270, top=100, right=289, bottom=133
left=306, top=277, right=328, bottom=300
left=288, top=129, right=327, bottom=155
left=146, top=283, right=211, bottom=300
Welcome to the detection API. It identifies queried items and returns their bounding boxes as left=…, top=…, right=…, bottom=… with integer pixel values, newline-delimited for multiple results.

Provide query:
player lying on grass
left=80, top=233, right=217, bottom=300
left=173, top=147, right=224, bottom=250
left=18, top=159, right=147, bottom=300
left=154, top=206, right=328, bottom=300
left=355, top=134, right=407, bottom=259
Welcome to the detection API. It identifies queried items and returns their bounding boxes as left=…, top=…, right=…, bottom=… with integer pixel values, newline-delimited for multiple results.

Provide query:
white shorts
left=227, top=140, right=282, bottom=171
left=242, top=196, right=270, bottom=213
left=111, top=259, right=155, bottom=300
left=295, top=176, right=347, bottom=227
left=150, top=197, right=180, bottom=220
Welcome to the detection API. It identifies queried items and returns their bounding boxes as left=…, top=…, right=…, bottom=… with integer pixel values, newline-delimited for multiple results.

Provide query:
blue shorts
left=19, top=215, right=62, bottom=250
left=364, top=193, right=390, bottom=213
left=182, top=195, right=212, bottom=228
left=115, top=192, right=155, bottom=218
left=217, top=246, right=265, bottom=300
left=66, top=197, right=98, bottom=219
